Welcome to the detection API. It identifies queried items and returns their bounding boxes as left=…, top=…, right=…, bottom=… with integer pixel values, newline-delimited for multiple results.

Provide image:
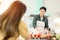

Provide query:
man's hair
left=40, top=7, right=47, bottom=11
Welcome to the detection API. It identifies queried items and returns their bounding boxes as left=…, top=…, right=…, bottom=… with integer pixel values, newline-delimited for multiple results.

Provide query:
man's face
left=40, top=9, right=46, bottom=17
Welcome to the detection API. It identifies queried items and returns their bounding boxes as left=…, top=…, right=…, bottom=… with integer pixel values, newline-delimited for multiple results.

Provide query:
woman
left=0, top=1, right=29, bottom=40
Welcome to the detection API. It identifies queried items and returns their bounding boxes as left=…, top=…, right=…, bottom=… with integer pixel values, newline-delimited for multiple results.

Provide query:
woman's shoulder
left=19, top=20, right=27, bottom=27
left=0, top=30, right=5, bottom=40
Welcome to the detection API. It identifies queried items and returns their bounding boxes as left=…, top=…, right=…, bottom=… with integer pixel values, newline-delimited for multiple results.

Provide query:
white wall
left=43, top=0, right=60, bottom=34
left=0, top=0, right=15, bottom=14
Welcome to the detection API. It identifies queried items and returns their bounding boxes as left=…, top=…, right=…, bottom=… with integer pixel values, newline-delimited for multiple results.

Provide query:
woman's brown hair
left=0, top=1, right=26, bottom=40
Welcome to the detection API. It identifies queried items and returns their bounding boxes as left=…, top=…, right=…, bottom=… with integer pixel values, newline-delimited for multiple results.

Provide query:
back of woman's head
left=0, top=1, right=26, bottom=40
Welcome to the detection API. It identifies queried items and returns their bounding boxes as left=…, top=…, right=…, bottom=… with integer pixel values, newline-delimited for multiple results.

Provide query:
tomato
left=30, top=34, right=32, bottom=38
left=45, top=34, right=51, bottom=38
left=38, top=33, right=41, bottom=38
left=34, top=34, right=37, bottom=37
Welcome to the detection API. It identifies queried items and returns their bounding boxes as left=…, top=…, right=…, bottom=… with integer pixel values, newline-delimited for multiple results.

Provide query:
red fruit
left=44, top=34, right=48, bottom=38
left=38, top=34, right=41, bottom=38
left=45, top=34, right=51, bottom=38
left=47, top=34, right=50, bottom=37
left=45, top=36, right=48, bottom=38
left=30, top=34, right=32, bottom=38
left=34, top=34, right=37, bottom=37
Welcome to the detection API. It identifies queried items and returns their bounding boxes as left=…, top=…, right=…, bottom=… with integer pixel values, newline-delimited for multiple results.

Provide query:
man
left=33, top=7, right=49, bottom=30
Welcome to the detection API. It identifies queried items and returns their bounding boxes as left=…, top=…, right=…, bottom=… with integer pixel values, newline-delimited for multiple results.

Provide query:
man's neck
left=40, top=15, right=44, bottom=18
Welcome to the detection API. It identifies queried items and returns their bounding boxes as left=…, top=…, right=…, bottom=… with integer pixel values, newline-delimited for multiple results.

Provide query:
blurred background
left=0, top=0, right=60, bottom=40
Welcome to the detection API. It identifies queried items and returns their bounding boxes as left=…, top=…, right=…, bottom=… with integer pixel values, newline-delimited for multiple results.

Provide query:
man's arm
left=33, top=16, right=37, bottom=28
left=45, top=17, right=49, bottom=29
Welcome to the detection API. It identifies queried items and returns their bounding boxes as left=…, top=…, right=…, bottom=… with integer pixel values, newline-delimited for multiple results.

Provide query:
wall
left=43, top=0, right=60, bottom=34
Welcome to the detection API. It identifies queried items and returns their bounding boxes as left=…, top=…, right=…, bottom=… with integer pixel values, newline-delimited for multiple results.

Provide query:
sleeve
left=45, top=17, right=49, bottom=29
left=33, top=16, right=37, bottom=28
left=19, top=21, right=29, bottom=38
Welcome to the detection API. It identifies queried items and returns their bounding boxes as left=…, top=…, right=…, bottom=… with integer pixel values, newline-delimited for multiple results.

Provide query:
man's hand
left=35, top=27, right=40, bottom=32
